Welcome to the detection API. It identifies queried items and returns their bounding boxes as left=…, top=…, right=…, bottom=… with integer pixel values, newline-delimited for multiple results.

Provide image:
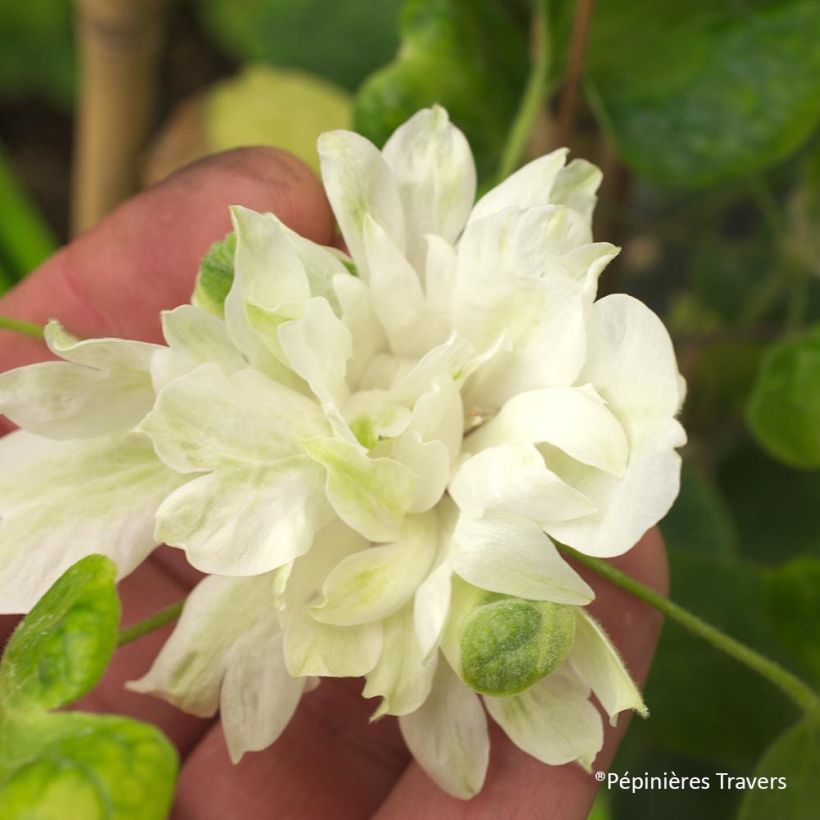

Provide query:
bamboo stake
left=71, top=0, right=168, bottom=235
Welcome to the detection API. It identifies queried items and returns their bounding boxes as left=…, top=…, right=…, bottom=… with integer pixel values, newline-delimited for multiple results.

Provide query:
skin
left=0, top=148, right=668, bottom=819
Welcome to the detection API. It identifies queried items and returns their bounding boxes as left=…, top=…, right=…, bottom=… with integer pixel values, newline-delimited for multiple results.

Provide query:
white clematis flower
left=0, top=106, right=685, bottom=796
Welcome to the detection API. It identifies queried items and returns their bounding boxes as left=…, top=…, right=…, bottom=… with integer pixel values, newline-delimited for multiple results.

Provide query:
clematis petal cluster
left=0, top=107, right=685, bottom=798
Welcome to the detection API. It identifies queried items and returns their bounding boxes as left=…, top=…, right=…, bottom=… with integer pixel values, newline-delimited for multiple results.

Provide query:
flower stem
left=0, top=315, right=45, bottom=339
left=559, top=545, right=820, bottom=719
left=496, top=0, right=552, bottom=184
left=118, top=599, right=184, bottom=646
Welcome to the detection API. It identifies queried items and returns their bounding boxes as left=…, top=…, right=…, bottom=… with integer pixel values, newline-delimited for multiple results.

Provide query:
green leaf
left=0, top=713, right=176, bottom=820
left=583, top=1, right=820, bottom=187
left=737, top=719, right=820, bottom=820
left=192, top=232, right=236, bottom=318
left=747, top=325, right=820, bottom=470
left=661, top=460, right=738, bottom=556
left=353, top=0, right=528, bottom=182
left=0, top=555, right=119, bottom=713
left=642, top=550, right=797, bottom=767
left=0, top=556, right=178, bottom=820
left=719, top=442, right=820, bottom=563
left=198, top=0, right=403, bottom=91
left=767, top=558, right=820, bottom=686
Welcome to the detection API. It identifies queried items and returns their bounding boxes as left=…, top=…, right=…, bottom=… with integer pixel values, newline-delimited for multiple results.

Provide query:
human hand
left=0, top=148, right=667, bottom=820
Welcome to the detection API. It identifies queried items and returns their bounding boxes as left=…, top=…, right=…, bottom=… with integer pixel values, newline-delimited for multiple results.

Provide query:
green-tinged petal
left=382, top=106, right=476, bottom=269
left=303, top=436, right=416, bottom=541
left=283, top=608, right=382, bottom=678
left=399, top=662, right=489, bottom=800
left=485, top=665, right=603, bottom=770
left=466, top=385, right=629, bottom=476
left=411, top=376, right=464, bottom=464
left=569, top=610, right=647, bottom=722
left=152, top=304, right=246, bottom=390
left=468, top=149, right=569, bottom=224
left=155, top=458, right=332, bottom=575
left=317, top=129, right=405, bottom=277
left=278, top=296, right=352, bottom=407
left=139, top=364, right=328, bottom=473
left=313, top=512, right=438, bottom=626
left=44, top=321, right=160, bottom=371
left=450, top=443, right=596, bottom=523
left=450, top=513, right=594, bottom=605
left=225, top=206, right=309, bottom=371
left=543, top=416, right=685, bottom=557
left=390, top=431, right=450, bottom=512
left=0, top=431, right=183, bottom=613
left=0, top=361, right=154, bottom=439
left=363, top=604, right=438, bottom=718
left=128, top=574, right=304, bottom=762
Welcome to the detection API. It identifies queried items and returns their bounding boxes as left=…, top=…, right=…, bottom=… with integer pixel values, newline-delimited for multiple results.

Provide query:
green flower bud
left=447, top=582, right=577, bottom=697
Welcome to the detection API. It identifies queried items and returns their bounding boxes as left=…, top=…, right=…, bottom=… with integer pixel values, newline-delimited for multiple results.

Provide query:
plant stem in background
left=496, top=0, right=552, bottom=183
left=118, top=599, right=184, bottom=646
left=559, top=544, right=820, bottom=720
left=0, top=316, right=46, bottom=339
left=0, top=141, right=57, bottom=283
left=72, top=0, right=169, bottom=235
left=555, top=0, right=597, bottom=149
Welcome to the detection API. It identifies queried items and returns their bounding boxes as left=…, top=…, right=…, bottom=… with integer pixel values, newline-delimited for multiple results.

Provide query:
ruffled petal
left=312, top=512, right=438, bottom=625
left=399, top=662, right=489, bottom=799
left=383, top=106, right=476, bottom=266
left=155, top=457, right=332, bottom=575
left=0, top=431, right=183, bottom=613
left=484, top=665, right=603, bottom=769
left=363, top=604, right=438, bottom=718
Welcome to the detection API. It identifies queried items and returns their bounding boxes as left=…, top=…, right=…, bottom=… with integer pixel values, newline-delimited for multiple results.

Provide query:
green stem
left=495, top=0, right=551, bottom=184
left=118, top=600, right=184, bottom=646
left=0, top=315, right=46, bottom=339
left=560, top=545, right=820, bottom=719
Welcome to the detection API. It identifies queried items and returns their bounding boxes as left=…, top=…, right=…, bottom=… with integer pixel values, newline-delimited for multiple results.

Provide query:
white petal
left=414, top=559, right=453, bottom=658
left=283, top=608, right=382, bottom=678
left=363, top=604, right=438, bottom=718
left=390, top=431, right=451, bottom=512
left=570, top=611, right=647, bottom=722
left=543, top=417, right=685, bottom=556
left=317, top=129, right=405, bottom=275
left=549, top=158, right=602, bottom=225
left=139, top=364, right=328, bottom=472
left=278, top=296, right=352, bottom=407
left=303, top=436, right=416, bottom=541
left=468, top=149, right=569, bottom=224
left=580, top=294, right=686, bottom=429
left=467, top=385, right=629, bottom=476
left=221, top=630, right=304, bottom=763
left=313, top=512, right=438, bottom=625
left=156, top=457, right=332, bottom=575
left=0, top=361, right=154, bottom=439
left=383, top=106, right=476, bottom=265
left=450, top=513, right=594, bottom=605
left=0, top=431, right=183, bottom=613
left=485, top=665, right=603, bottom=769
left=399, top=662, right=489, bottom=799
left=45, top=320, right=160, bottom=371
left=450, top=443, right=596, bottom=523
left=128, top=573, right=305, bottom=762
left=411, top=376, right=464, bottom=464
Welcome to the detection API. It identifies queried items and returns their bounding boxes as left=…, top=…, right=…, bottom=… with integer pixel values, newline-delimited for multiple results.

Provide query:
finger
left=0, top=148, right=335, bottom=757
left=0, top=146, right=335, bottom=370
left=373, top=528, right=668, bottom=820
left=173, top=679, right=410, bottom=820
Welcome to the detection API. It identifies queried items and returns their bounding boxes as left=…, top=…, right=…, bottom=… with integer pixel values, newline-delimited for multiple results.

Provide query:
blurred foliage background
left=0, top=0, right=819, bottom=818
